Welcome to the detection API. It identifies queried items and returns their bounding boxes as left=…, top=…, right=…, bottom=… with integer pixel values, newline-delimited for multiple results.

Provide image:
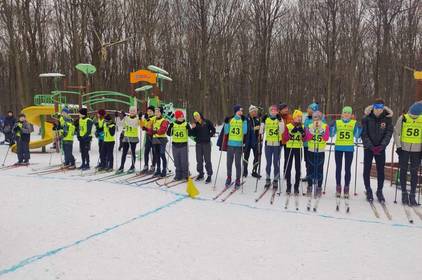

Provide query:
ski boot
left=235, top=179, right=241, bottom=189
left=81, top=164, right=90, bottom=171
left=149, top=165, right=155, bottom=174
left=402, top=191, right=409, bottom=205
left=225, top=176, right=232, bottom=187
left=273, top=180, right=278, bottom=190
left=196, top=173, right=204, bottom=181
left=116, top=167, right=124, bottom=174
left=409, top=193, right=418, bottom=206
left=141, top=165, right=149, bottom=174
left=264, top=179, right=271, bottom=189
left=127, top=166, right=135, bottom=174
left=205, top=175, right=212, bottom=184
left=153, top=169, right=161, bottom=177
left=366, top=189, right=374, bottom=202
left=336, top=185, right=342, bottom=198
left=376, top=189, right=385, bottom=203
left=160, top=170, right=167, bottom=178
left=251, top=171, right=261, bottom=179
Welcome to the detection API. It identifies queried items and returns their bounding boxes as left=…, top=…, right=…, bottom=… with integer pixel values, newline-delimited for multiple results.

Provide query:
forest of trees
left=0, top=0, right=421, bottom=122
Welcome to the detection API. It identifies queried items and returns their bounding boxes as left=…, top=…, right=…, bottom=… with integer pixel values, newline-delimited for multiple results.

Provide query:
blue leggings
left=334, top=151, right=353, bottom=187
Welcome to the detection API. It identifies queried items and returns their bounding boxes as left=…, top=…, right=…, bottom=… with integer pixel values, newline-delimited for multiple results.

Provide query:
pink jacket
left=305, top=124, right=330, bottom=152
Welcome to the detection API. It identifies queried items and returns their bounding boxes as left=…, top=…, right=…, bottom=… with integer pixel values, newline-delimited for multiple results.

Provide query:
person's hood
left=364, top=105, right=393, bottom=118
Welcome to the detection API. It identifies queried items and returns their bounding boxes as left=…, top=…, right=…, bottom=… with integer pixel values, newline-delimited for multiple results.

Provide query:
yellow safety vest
left=401, top=114, right=422, bottom=144
left=228, top=118, right=243, bottom=142
left=153, top=117, right=167, bottom=138
left=308, top=123, right=327, bottom=151
left=104, top=123, right=115, bottom=142
left=79, top=117, right=92, bottom=137
left=63, top=121, right=75, bottom=141
left=335, top=119, right=356, bottom=146
left=286, top=123, right=303, bottom=148
left=124, top=117, right=139, bottom=138
left=172, top=122, right=188, bottom=143
left=265, top=117, right=281, bottom=142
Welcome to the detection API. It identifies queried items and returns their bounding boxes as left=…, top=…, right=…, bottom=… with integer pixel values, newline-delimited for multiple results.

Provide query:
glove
left=291, top=127, right=299, bottom=133
left=224, top=117, right=231, bottom=124
left=371, top=145, right=383, bottom=155
left=297, top=126, right=305, bottom=134
left=396, top=147, right=402, bottom=156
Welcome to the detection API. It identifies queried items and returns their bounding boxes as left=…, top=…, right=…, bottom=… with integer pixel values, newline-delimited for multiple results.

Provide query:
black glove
left=396, top=147, right=402, bottom=156
left=291, top=127, right=299, bottom=133
left=241, top=115, right=246, bottom=121
left=297, top=126, right=305, bottom=134
left=224, top=117, right=231, bottom=124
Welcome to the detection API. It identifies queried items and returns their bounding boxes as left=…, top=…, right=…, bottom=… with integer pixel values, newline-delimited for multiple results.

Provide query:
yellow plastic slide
left=12, top=105, right=56, bottom=152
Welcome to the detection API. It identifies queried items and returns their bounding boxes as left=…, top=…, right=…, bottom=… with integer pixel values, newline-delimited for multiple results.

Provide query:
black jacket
left=3, top=116, right=16, bottom=133
left=361, top=106, right=394, bottom=149
left=191, top=117, right=215, bottom=143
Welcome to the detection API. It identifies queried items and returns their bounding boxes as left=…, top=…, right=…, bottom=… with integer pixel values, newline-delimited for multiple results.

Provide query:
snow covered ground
left=0, top=130, right=421, bottom=280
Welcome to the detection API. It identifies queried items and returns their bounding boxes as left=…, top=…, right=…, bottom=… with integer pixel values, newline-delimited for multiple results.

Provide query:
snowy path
left=0, top=138, right=421, bottom=279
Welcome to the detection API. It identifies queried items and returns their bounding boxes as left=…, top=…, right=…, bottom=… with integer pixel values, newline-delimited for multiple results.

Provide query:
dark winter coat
left=244, top=115, right=260, bottom=148
left=13, top=120, right=33, bottom=142
left=191, top=115, right=215, bottom=143
left=361, top=105, right=394, bottom=149
left=3, top=115, right=16, bottom=133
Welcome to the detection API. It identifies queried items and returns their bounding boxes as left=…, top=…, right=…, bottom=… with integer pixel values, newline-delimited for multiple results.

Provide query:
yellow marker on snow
left=186, top=177, right=199, bottom=198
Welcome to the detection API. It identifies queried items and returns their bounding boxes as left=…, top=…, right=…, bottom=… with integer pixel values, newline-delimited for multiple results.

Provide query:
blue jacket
left=224, top=115, right=247, bottom=147
left=329, top=118, right=362, bottom=152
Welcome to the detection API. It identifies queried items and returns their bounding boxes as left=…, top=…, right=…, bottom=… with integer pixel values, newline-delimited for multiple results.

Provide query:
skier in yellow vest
left=282, top=110, right=305, bottom=194
left=259, top=105, right=285, bottom=190
left=151, top=107, right=170, bottom=177
left=76, top=108, right=93, bottom=170
left=329, top=106, right=362, bottom=198
left=99, top=114, right=116, bottom=172
left=62, top=114, right=76, bottom=168
left=117, top=106, right=139, bottom=173
left=304, top=111, right=330, bottom=197
left=167, top=110, right=191, bottom=181
left=140, top=106, right=156, bottom=173
left=223, top=105, right=248, bottom=188
left=394, top=101, right=422, bottom=206
left=95, top=109, right=106, bottom=169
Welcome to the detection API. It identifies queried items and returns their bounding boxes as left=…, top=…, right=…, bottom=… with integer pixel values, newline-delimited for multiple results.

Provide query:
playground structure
left=12, top=63, right=177, bottom=153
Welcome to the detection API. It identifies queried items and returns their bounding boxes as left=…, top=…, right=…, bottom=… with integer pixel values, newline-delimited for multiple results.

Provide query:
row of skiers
left=217, top=98, right=421, bottom=207
left=9, top=98, right=421, bottom=206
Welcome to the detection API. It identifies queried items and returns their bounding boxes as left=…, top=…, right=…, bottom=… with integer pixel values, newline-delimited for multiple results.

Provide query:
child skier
left=167, top=110, right=191, bottom=181
left=330, top=106, right=361, bottom=198
left=62, top=114, right=76, bottom=168
left=305, top=111, right=330, bottom=197
left=118, top=106, right=139, bottom=173
left=282, top=109, right=305, bottom=194
left=259, top=105, right=285, bottom=189
left=151, top=107, right=169, bottom=177
left=115, top=110, right=125, bottom=151
left=13, top=113, right=33, bottom=165
left=141, top=106, right=156, bottom=173
left=95, top=109, right=106, bottom=169
left=101, top=114, right=116, bottom=172
left=361, top=98, right=393, bottom=202
left=224, top=105, right=248, bottom=188
left=394, top=101, right=422, bottom=206
left=76, top=108, right=93, bottom=170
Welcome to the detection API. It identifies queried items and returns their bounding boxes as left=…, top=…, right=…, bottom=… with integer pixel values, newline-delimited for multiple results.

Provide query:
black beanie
left=79, top=108, right=88, bottom=116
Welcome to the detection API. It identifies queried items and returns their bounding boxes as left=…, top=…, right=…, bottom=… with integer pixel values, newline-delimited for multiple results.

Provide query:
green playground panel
left=34, top=94, right=67, bottom=106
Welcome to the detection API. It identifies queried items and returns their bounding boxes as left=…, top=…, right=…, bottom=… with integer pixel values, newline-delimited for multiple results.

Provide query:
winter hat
left=342, top=106, right=353, bottom=114
left=156, top=106, right=164, bottom=114
left=105, top=114, right=112, bottom=121
left=233, top=104, right=242, bottom=114
left=193, top=111, right=201, bottom=118
left=147, top=106, right=155, bottom=112
left=312, top=111, right=322, bottom=120
left=308, top=102, right=319, bottom=112
left=292, top=110, right=303, bottom=120
left=174, top=110, right=184, bottom=119
left=61, top=107, right=70, bottom=114
left=409, top=101, right=422, bottom=116
left=98, top=109, right=106, bottom=116
left=79, top=108, right=88, bottom=116
left=249, top=105, right=258, bottom=113
left=278, top=103, right=288, bottom=111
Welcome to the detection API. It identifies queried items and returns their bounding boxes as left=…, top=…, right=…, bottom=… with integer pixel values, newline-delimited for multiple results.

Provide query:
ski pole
left=2, top=144, right=11, bottom=166
left=278, top=137, right=295, bottom=195
left=354, top=142, right=359, bottom=196
left=254, top=137, right=262, bottom=192
left=322, top=136, right=333, bottom=194
left=213, top=148, right=223, bottom=191
left=299, top=146, right=304, bottom=196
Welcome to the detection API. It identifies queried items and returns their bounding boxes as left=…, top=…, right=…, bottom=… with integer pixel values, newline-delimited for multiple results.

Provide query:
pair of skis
left=306, top=193, right=321, bottom=212
left=284, top=194, right=299, bottom=211
left=254, top=186, right=278, bottom=205
left=0, top=162, right=35, bottom=171
left=213, top=182, right=245, bottom=202
left=368, top=200, right=392, bottom=220
left=402, top=204, right=422, bottom=224
left=156, top=175, right=198, bottom=188
left=336, top=195, right=350, bottom=213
